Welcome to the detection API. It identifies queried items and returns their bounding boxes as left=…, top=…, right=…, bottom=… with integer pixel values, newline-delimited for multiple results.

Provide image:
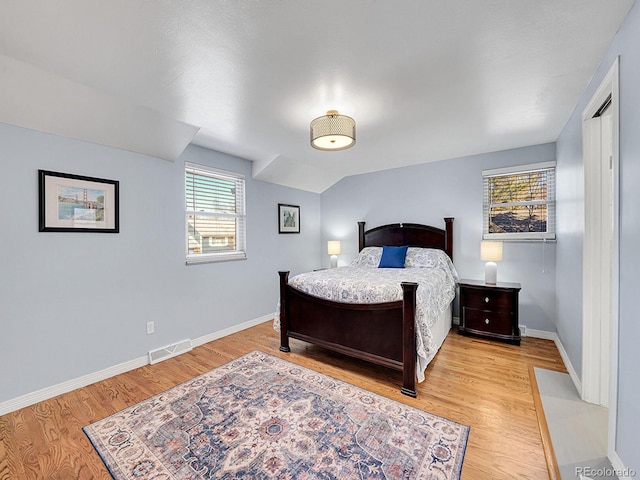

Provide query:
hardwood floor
left=0, top=321, right=566, bottom=479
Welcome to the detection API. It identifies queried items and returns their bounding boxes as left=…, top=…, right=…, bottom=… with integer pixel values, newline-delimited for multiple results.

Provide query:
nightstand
left=458, top=279, right=521, bottom=345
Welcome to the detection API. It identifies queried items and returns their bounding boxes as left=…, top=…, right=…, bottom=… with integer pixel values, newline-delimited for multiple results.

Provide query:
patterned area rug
left=84, top=351, right=469, bottom=479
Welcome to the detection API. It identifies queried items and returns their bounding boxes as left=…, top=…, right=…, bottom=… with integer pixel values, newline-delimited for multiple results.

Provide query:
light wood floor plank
left=0, top=321, right=565, bottom=479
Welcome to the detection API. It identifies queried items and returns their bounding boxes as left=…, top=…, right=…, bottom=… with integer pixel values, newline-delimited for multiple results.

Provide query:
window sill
left=483, top=233, right=555, bottom=242
left=186, top=253, right=247, bottom=265
left=483, top=238, right=557, bottom=244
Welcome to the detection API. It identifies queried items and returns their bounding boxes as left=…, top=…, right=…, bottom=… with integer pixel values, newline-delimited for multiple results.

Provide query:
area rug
left=84, top=350, right=469, bottom=479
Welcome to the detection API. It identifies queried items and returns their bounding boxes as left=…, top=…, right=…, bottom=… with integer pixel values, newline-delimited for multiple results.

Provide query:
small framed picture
left=278, top=203, right=300, bottom=234
left=39, top=170, right=120, bottom=233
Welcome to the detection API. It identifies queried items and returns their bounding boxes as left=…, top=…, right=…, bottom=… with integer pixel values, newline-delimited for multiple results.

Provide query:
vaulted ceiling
left=0, top=1, right=634, bottom=192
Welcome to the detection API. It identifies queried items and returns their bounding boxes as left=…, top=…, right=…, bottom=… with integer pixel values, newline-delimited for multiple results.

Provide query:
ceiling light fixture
left=310, top=110, right=356, bottom=151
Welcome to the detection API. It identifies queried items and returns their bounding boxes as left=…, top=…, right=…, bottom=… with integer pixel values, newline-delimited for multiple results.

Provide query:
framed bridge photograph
left=38, top=170, right=120, bottom=233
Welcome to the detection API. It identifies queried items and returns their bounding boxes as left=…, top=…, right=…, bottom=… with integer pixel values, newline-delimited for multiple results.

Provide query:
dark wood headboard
left=358, top=218, right=454, bottom=260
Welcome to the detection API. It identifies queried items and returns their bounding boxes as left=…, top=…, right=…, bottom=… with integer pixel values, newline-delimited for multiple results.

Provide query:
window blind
left=185, top=162, right=246, bottom=264
left=482, top=161, right=556, bottom=241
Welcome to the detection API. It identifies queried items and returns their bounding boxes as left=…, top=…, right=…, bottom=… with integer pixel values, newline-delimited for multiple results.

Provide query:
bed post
left=401, top=282, right=418, bottom=397
left=278, top=271, right=291, bottom=352
left=444, top=217, right=454, bottom=260
left=358, top=221, right=366, bottom=251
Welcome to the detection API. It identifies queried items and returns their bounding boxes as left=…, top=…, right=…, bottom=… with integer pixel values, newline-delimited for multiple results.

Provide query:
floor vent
left=148, top=339, right=192, bottom=365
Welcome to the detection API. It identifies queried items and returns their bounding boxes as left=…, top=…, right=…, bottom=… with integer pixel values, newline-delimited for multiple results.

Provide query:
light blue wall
left=321, top=143, right=557, bottom=332
left=0, top=122, right=321, bottom=404
left=556, top=0, right=640, bottom=469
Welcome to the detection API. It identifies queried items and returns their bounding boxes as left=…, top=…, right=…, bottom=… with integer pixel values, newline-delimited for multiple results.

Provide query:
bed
left=275, top=218, right=456, bottom=397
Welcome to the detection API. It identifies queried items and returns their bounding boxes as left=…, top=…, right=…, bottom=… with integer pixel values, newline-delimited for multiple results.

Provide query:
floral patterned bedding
left=274, top=247, right=458, bottom=382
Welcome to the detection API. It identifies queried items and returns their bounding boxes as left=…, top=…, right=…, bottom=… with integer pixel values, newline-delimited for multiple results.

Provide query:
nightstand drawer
left=462, top=287, right=515, bottom=312
left=463, top=308, right=513, bottom=336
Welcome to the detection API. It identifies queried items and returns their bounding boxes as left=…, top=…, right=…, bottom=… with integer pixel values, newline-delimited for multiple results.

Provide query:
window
left=483, top=161, right=556, bottom=241
left=185, top=162, right=246, bottom=264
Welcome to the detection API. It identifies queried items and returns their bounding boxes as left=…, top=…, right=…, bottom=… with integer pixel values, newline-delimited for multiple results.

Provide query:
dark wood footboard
left=278, top=271, right=418, bottom=396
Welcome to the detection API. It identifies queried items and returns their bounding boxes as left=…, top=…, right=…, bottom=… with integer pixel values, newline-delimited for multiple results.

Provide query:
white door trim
left=581, top=57, right=620, bottom=458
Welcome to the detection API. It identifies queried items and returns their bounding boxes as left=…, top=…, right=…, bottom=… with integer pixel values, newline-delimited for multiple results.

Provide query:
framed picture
left=38, top=170, right=119, bottom=233
left=278, top=203, right=300, bottom=234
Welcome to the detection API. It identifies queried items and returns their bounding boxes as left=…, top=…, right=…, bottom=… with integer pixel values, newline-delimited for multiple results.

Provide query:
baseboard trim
left=520, top=328, right=582, bottom=394
left=0, top=313, right=275, bottom=416
left=192, top=313, right=273, bottom=348
left=552, top=332, right=582, bottom=394
left=0, top=355, right=148, bottom=417
left=523, top=328, right=557, bottom=340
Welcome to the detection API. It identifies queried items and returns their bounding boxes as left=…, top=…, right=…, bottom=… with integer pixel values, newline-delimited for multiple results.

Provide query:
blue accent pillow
left=378, top=245, right=408, bottom=268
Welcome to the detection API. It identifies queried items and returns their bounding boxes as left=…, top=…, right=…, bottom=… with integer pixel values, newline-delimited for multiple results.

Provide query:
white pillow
left=350, top=246, right=382, bottom=267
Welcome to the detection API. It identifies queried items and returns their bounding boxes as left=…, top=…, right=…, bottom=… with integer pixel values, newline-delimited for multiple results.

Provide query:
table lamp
left=328, top=240, right=341, bottom=268
left=481, top=240, right=503, bottom=285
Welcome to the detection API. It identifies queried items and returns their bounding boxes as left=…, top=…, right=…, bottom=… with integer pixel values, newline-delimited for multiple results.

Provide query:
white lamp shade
left=327, top=240, right=342, bottom=255
left=481, top=241, right=503, bottom=262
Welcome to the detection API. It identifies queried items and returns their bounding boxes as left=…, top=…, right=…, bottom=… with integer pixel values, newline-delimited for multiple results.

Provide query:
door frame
left=581, top=57, right=619, bottom=455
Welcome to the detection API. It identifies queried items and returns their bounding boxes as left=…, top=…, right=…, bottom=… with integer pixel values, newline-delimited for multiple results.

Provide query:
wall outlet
left=520, top=325, right=527, bottom=337
left=146, top=321, right=155, bottom=335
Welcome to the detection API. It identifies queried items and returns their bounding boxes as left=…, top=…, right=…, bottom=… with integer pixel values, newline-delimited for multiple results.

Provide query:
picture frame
left=38, top=170, right=120, bottom=233
left=278, top=203, right=300, bottom=234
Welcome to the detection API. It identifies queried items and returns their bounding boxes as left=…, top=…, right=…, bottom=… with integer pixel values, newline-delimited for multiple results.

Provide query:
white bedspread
left=274, top=248, right=458, bottom=382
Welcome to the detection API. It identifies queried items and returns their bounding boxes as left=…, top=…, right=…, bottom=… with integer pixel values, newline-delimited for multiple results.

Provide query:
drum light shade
left=310, top=110, right=356, bottom=151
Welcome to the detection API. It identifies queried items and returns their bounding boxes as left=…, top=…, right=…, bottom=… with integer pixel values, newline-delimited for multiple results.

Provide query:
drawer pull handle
left=485, top=318, right=490, bottom=325
left=484, top=297, right=490, bottom=303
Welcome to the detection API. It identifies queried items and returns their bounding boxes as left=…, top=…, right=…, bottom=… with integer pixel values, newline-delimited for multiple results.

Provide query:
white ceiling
left=0, top=1, right=634, bottom=192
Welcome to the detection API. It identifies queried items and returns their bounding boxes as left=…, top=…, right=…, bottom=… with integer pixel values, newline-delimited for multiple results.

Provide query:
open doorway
left=581, top=58, right=619, bottom=458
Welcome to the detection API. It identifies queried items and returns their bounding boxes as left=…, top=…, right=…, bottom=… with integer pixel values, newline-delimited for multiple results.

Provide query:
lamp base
left=485, top=261, right=497, bottom=285
left=330, top=255, right=338, bottom=268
